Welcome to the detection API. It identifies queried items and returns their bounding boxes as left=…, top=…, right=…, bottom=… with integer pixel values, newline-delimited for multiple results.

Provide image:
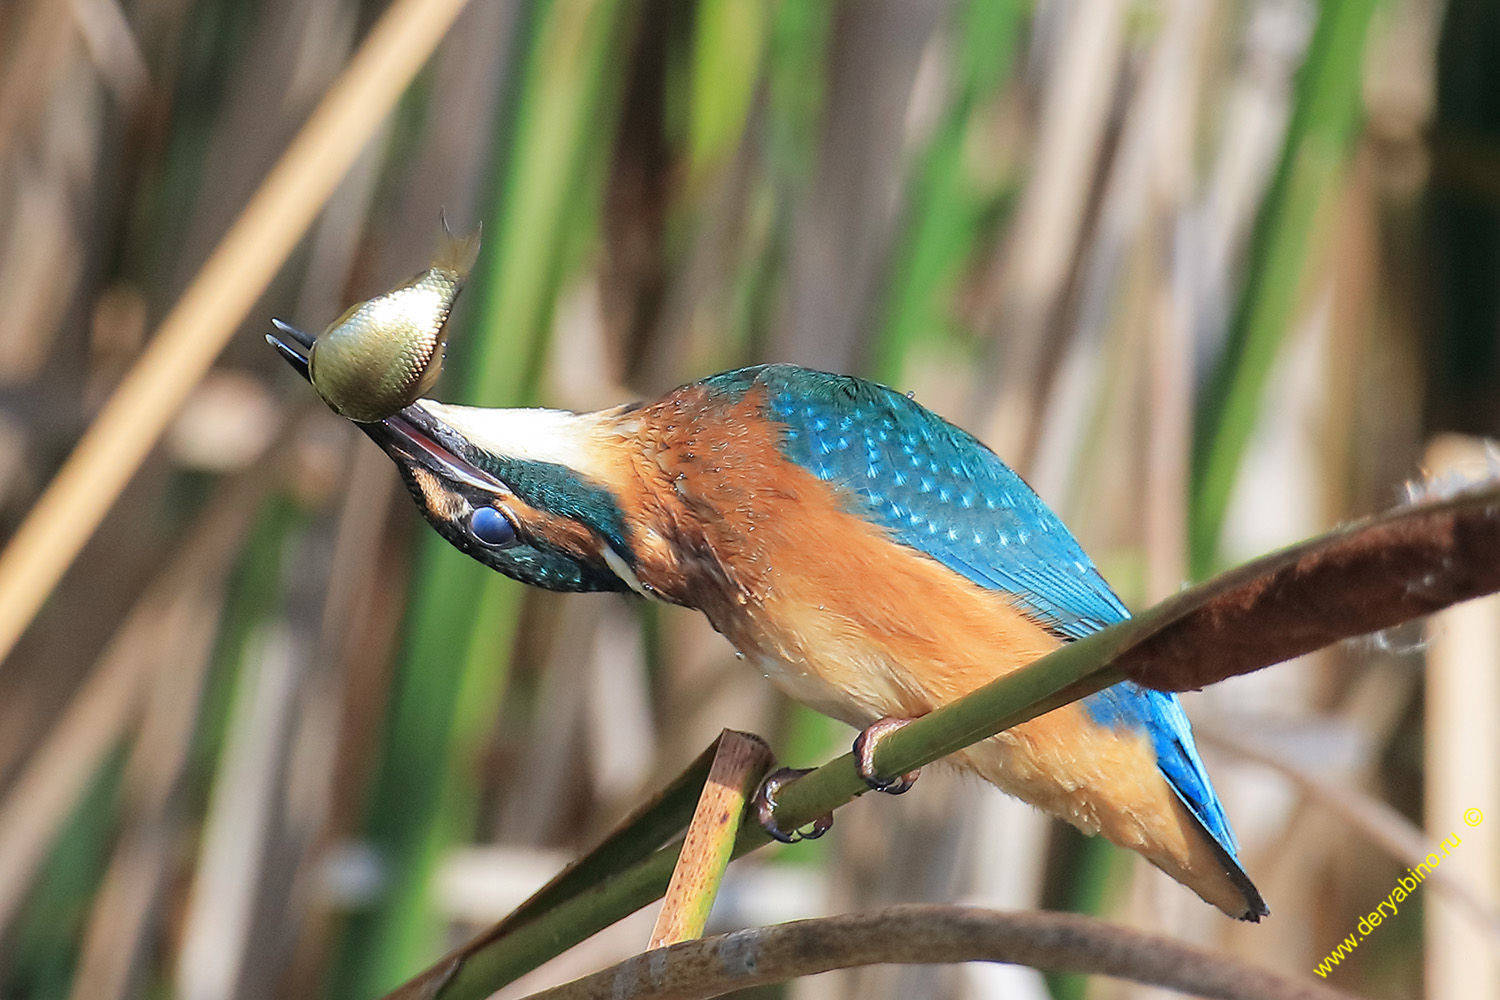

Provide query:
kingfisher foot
left=753, top=767, right=833, bottom=844
left=853, top=717, right=921, bottom=794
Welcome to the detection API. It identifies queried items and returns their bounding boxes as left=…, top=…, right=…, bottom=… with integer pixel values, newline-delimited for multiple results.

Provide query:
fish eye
left=469, top=506, right=517, bottom=548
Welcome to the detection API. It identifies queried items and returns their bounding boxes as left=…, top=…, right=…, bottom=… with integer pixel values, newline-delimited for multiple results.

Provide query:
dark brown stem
left=1121, top=484, right=1500, bottom=691
left=519, top=905, right=1359, bottom=1000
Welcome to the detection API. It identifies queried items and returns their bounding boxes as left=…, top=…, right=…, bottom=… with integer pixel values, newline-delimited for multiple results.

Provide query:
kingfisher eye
left=469, top=506, right=517, bottom=548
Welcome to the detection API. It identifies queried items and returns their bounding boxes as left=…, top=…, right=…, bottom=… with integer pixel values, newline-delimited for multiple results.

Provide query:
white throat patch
left=416, top=401, right=616, bottom=485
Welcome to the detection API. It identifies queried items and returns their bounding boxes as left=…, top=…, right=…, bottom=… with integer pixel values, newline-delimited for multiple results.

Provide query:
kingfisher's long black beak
left=365, top=404, right=508, bottom=494
left=267, top=318, right=504, bottom=495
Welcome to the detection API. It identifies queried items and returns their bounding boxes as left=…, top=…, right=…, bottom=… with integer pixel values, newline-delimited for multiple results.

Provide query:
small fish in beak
left=295, top=222, right=481, bottom=422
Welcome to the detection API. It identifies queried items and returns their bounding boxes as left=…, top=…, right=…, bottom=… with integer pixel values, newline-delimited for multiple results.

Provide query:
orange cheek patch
left=409, top=467, right=466, bottom=522
left=507, top=500, right=603, bottom=562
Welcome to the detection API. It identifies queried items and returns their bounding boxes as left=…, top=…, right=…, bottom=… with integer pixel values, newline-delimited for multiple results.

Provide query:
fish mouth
left=267, top=318, right=503, bottom=494
left=266, top=318, right=314, bottom=381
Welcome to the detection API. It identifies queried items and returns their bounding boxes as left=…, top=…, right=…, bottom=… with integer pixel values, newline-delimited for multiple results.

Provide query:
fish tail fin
left=435, top=211, right=482, bottom=279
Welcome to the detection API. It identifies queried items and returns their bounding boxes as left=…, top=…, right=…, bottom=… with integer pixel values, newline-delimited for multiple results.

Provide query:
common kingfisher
left=270, top=319, right=1266, bottom=921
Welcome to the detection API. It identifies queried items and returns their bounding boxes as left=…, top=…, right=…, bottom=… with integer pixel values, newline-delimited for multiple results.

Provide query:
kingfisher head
left=267, top=319, right=647, bottom=595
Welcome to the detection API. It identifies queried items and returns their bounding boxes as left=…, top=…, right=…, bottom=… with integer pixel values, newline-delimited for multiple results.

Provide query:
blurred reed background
left=0, top=0, right=1494, bottom=998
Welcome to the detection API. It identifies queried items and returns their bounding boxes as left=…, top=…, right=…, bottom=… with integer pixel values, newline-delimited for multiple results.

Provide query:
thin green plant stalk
left=1189, top=0, right=1379, bottom=577
left=465, top=0, right=634, bottom=405
left=3, top=754, right=124, bottom=1000
left=377, top=737, right=724, bottom=999
left=871, top=0, right=1024, bottom=384
left=687, top=0, right=771, bottom=183
left=333, top=0, right=634, bottom=994
left=504, top=738, right=722, bottom=929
